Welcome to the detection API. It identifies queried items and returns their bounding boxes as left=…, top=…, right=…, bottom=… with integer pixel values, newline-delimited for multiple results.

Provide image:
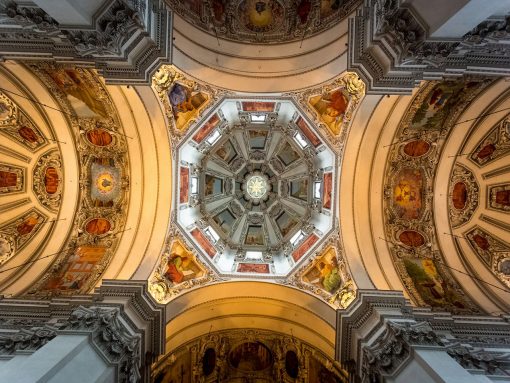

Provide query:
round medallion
left=246, top=174, right=268, bottom=200
left=96, top=172, right=115, bottom=194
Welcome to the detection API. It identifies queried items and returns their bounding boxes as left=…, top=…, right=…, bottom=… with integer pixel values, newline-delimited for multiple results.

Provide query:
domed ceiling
left=345, top=75, right=510, bottom=316
left=148, top=66, right=364, bottom=304
left=167, top=0, right=361, bottom=43
left=175, top=98, right=336, bottom=277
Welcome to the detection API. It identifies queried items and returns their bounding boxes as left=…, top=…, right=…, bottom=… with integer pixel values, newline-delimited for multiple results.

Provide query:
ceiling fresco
left=443, top=112, right=510, bottom=299
left=0, top=91, right=47, bottom=151
left=152, top=329, right=348, bottom=382
left=382, top=79, right=496, bottom=314
left=0, top=207, right=47, bottom=266
left=0, top=90, right=54, bottom=268
left=15, top=65, right=131, bottom=297
left=469, top=117, right=510, bottom=166
left=168, top=0, right=361, bottom=44
left=149, top=67, right=362, bottom=307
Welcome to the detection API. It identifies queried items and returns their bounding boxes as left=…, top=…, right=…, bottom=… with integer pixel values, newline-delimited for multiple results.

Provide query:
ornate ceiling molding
left=166, top=0, right=361, bottom=44
left=382, top=79, right=495, bottom=314
left=348, top=0, right=510, bottom=94
left=0, top=0, right=173, bottom=84
left=21, top=64, right=131, bottom=297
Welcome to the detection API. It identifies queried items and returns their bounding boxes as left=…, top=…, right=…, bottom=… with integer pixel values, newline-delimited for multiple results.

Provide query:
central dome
left=173, top=97, right=337, bottom=277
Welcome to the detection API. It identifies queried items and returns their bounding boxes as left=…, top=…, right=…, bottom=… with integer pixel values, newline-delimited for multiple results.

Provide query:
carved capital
left=63, top=306, right=142, bottom=382
left=362, top=321, right=442, bottom=379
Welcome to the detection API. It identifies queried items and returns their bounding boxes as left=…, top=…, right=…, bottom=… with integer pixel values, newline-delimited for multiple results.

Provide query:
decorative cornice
left=348, top=0, right=510, bottom=94
left=362, top=321, right=442, bottom=379
left=337, top=290, right=510, bottom=381
left=63, top=306, right=142, bottom=382
left=0, top=0, right=173, bottom=84
left=0, top=280, right=165, bottom=382
left=0, top=326, right=57, bottom=355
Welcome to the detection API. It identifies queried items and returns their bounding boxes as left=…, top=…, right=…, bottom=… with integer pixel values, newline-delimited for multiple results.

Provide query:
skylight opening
left=246, top=251, right=263, bottom=260
left=206, top=130, right=221, bottom=145
left=191, top=177, right=199, bottom=194
left=314, top=181, right=321, bottom=199
left=250, top=114, right=266, bottom=123
left=290, top=230, right=305, bottom=246
left=205, top=226, right=220, bottom=243
left=294, top=132, right=308, bottom=148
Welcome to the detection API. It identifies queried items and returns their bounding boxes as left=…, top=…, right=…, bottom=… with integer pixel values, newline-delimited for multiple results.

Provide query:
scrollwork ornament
left=32, top=149, right=63, bottom=213
left=0, top=233, right=15, bottom=266
left=0, top=92, right=17, bottom=126
left=448, top=163, right=479, bottom=227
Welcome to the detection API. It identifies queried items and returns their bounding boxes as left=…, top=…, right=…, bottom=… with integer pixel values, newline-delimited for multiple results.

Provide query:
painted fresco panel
left=393, top=168, right=424, bottom=220
left=237, top=263, right=270, bottom=273
left=0, top=164, right=23, bottom=194
left=0, top=93, right=45, bottom=150
left=45, top=246, right=106, bottom=291
left=309, top=88, right=349, bottom=135
left=44, top=167, right=59, bottom=195
left=490, top=184, right=510, bottom=211
left=399, top=230, right=425, bottom=248
left=18, top=126, right=40, bottom=144
left=296, top=116, right=321, bottom=147
left=85, top=218, right=111, bottom=235
left=0, top=171, right=17, bottom=188
left=277, top=142, right=300, bottom=166
left=213, top=209, right=237, bottom=235
left=205, top=174, right=223, bottom=196
left=452, top=182, right=467, bottom=209
left=238, top=1, right=284, bottom=32
left=229, top=342, right=273, bottom=371
left=275, top=212, right=298, bottom=238
left=168, top=83, right=208, bottom=131
left=86, top=129, right=113, bottom=146
left=291, top=179, right=308, bottom=201
left=193, top=113, right=220, bottom=143
left=403, top=140, right=430, bottom=157
left=90, top=159, right=121, bottom=207
left=323, top=173, right=332, bottom=209
left=245, top=225, right=265, bottom=245
left=164, top=240, right=204, bottom=285
left=410, top=81, right=478, bottom=130
left=292, top=234, right=319, bottom=262
left=0, top=209, right=46, bottom=265
left=49, top=69, right=108, bottom=118
left=214, top=140, right=237, bottom=164
left=403, top=258, right=468, bottom=310
left=242, top=101, right=275, bottom=112
left=248, top=130, right=268, bottom=149
left=191, top=228, right=216, bottom=258
left=303, top=247, right=342, bottom=294
left=180, top=167, right=189, bottom=204
left=16, top=211, right=43, bottom=236
left=211, top=0, right=227, bottom=23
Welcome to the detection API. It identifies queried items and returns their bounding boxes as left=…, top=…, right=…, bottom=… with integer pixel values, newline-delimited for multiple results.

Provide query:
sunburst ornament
left=246, top=174, right=269, bottom=199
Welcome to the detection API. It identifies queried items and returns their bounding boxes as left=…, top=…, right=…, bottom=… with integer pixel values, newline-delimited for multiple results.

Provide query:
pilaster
left=0, top=0, right=172, bottom=84
left=337, top=290, right=510, bottom=382
left=0, top=280, right=165, bottom=383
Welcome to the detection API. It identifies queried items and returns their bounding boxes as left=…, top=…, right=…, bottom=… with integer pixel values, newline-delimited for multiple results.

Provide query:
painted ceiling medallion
left=173, top=98, right=337, bottom=278
left=245, top=173, right=270, bottom=200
